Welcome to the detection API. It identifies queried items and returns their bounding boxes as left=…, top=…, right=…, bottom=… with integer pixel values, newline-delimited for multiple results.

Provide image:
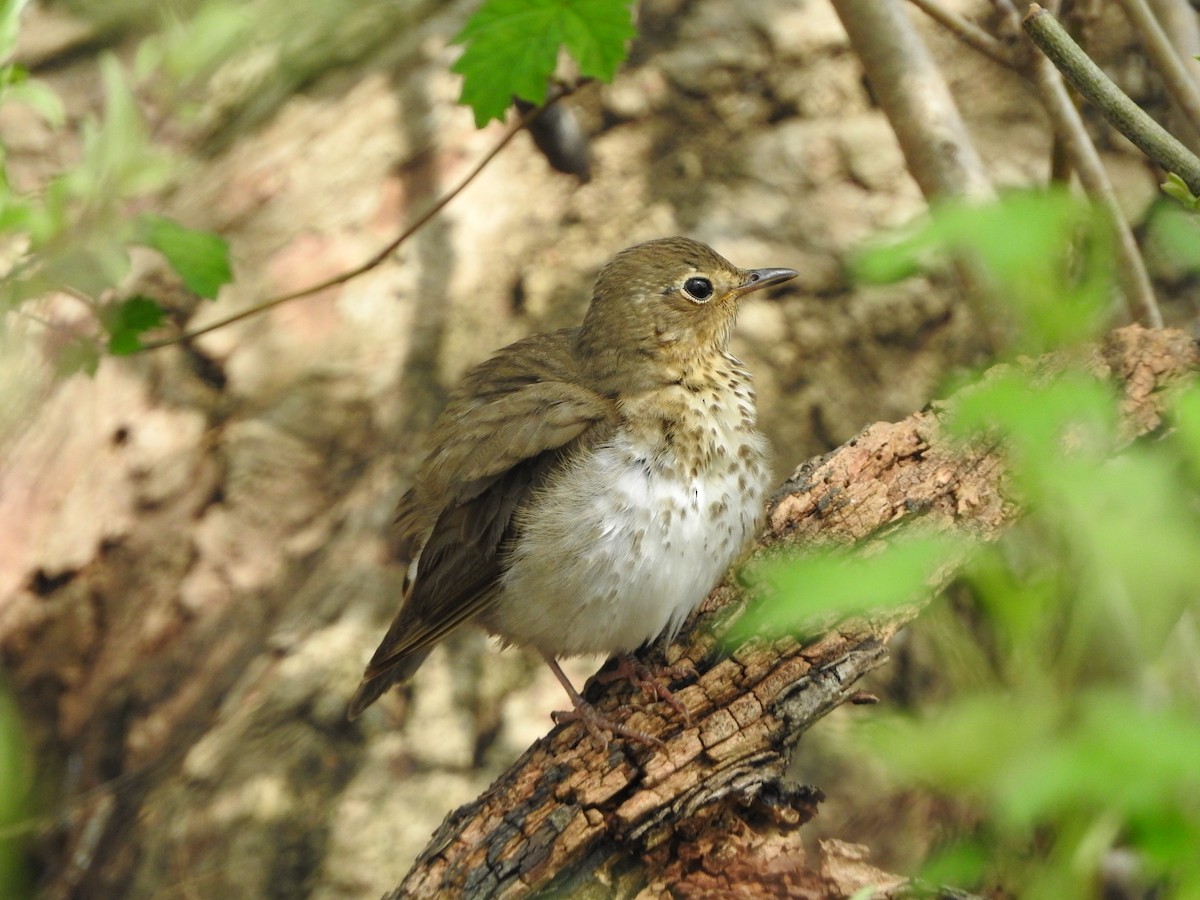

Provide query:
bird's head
left=577, top=237, right=797, bottom=384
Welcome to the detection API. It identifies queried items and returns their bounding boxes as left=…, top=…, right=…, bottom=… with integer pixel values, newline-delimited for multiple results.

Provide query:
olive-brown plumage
left=349, top=237, right=797, bottom=730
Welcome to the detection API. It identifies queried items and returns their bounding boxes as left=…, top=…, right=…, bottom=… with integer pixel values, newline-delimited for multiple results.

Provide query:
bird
left=348, top=237, right=798, bottom=743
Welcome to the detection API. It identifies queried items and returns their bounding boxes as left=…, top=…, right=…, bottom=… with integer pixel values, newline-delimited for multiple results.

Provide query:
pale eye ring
left=682, top=276, right=714, bottom=302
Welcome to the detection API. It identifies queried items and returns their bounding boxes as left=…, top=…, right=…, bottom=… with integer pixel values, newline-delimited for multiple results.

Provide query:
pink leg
left=541, top=653, right=665, bottom=749
left=596, top=653, right=696, bottom=725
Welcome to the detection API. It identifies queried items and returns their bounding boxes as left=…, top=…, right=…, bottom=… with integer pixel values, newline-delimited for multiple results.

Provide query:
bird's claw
left=551, top=704, right=666, bottom=751
left=597, top=654, right=695, bottom=726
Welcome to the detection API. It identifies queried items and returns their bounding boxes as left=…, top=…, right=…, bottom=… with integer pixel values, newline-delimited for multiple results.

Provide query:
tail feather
left=346, top=647, right=432, bottom=720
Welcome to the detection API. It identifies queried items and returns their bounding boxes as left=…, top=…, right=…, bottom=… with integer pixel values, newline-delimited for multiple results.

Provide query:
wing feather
left=349, top=329, right=614, bottom=717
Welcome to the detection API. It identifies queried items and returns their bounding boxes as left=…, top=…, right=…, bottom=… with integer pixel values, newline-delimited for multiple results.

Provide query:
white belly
left=486, top=430, right=769, bottom=657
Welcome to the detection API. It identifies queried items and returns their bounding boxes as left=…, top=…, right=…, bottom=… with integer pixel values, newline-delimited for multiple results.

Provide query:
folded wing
left=348, top=329, right=614, bottom=718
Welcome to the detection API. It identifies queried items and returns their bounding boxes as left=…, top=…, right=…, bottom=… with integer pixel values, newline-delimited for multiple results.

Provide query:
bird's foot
left=550, top=702, right=665, bottom=751
left=597, top=654, right=696, bottom=726
left=541, top=652, right=665, bottom=750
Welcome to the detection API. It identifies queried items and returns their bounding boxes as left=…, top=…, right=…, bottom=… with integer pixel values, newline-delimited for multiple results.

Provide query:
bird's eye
left=682, top=276, right=714, bottom=302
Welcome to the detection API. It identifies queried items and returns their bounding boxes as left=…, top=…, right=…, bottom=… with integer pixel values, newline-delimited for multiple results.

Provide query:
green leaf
left=1174, top=383, right=1200, bottom=476
left=0, top=0, right=33, bottom=63
left=451, top=0, right=634, bottom=127
left=0, top=676, right=33, bottom=897
left=729, top=535, right=963, bottom=644
left=0, top=194, right=32, bottom=234
left=0, top=62, right=24, bottom=89
left=65, top=55, right=174, bottom=202
left=919, top=839, right=990, bottom=890
left=853, top=190, right=1109, bottom=351
left=1161, top=172, right=1200, bottom=210
left=4, top=76, right=66, bottom=128
left=104, top=295, right=166, bottom=355
left=1144, top=200, right=1200, bottom=272
left=998, top=692, right=1200, bottom=828
left=152, top=1, right=254, bottom=93
left=134, top=214, right=232, bottom=298
left=948, top=371, right=1118, bottom=464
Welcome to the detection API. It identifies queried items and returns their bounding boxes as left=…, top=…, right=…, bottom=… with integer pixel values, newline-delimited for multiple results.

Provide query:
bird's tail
left=346, top=646, right=432, bottom=720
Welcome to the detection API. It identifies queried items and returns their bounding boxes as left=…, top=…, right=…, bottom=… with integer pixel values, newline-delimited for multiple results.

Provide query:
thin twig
left=1146, top=0, right=1200, bottom=67
left=1023, top=3, right=1200, bottom=197
left=1114, top=0, right=1200, bottom=140
left=1026, top=32, right=1164, bottom=327
left=906, top=0, right=1018, bottom=67
left=137, top=98, right=564, bottom=352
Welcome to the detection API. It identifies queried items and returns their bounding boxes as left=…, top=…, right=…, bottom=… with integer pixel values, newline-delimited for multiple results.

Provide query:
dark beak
left=739, top=267, right=799, bottom=296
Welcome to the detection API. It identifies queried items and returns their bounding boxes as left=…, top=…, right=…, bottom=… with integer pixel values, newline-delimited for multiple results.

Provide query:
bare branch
left=1023, top=3, right=1200, bottom=198
left=1146, top=0, right=1200, bottom=153
left=1115, top=0, right=1200, bottom=140
left=1147, top=0, right=1200, bottom=69
left=833, top=0, right=1003, bottom=348
left=906, top=0, right=1019, bottom=67
left=1026, top=46, right=1164, bottom=327
left=831, top=0, right=995, bottom=204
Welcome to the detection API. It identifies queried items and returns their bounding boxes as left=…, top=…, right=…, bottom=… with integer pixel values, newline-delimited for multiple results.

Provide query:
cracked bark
left=390, top=325, right=1199, bottom=899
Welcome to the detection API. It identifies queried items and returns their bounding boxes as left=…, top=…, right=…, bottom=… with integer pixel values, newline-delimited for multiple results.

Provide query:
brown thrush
left=348, top=237, right=797, bottom=741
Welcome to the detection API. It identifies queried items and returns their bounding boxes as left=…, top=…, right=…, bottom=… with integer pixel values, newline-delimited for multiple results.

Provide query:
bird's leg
left=540, top=653, right=664, bottom=750
left=596, top=653, right=696, bottom=725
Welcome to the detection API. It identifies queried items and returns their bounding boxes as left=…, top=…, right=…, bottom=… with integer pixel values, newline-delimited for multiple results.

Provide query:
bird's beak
left=738, top=267, right=799, bottom=296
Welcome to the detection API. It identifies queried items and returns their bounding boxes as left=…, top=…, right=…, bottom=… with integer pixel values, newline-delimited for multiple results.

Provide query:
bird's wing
left=349, top=330, right=613, bottom=717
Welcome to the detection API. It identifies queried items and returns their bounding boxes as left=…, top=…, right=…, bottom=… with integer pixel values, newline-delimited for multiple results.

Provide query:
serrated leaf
left=451, top=0, right=634, bottom=127
left=104, top=295, right=166, bottom=355
left=134, top=213, right=232, bottom=298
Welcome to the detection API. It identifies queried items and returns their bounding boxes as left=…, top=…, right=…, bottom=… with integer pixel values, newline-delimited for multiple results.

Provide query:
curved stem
left=137, top=98, right=560, bottom=352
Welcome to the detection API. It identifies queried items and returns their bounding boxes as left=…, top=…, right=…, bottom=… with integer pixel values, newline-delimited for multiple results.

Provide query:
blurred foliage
left=137, top=0, right=433, bottom=147
left=1, top=0, right=637, bottom=369
left=734, top=536, right=963, bottom=643
left=855, top=188, right=1112, bottom=354
left=5, top=2, right=1194, bottom=895
left=451, top=0, right=635, bottom=126
left=0, top=676, right=31, bottom=899
left=0, top=0, right=234, bottom=369
left=745, top=190, right=1200, bottom=898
